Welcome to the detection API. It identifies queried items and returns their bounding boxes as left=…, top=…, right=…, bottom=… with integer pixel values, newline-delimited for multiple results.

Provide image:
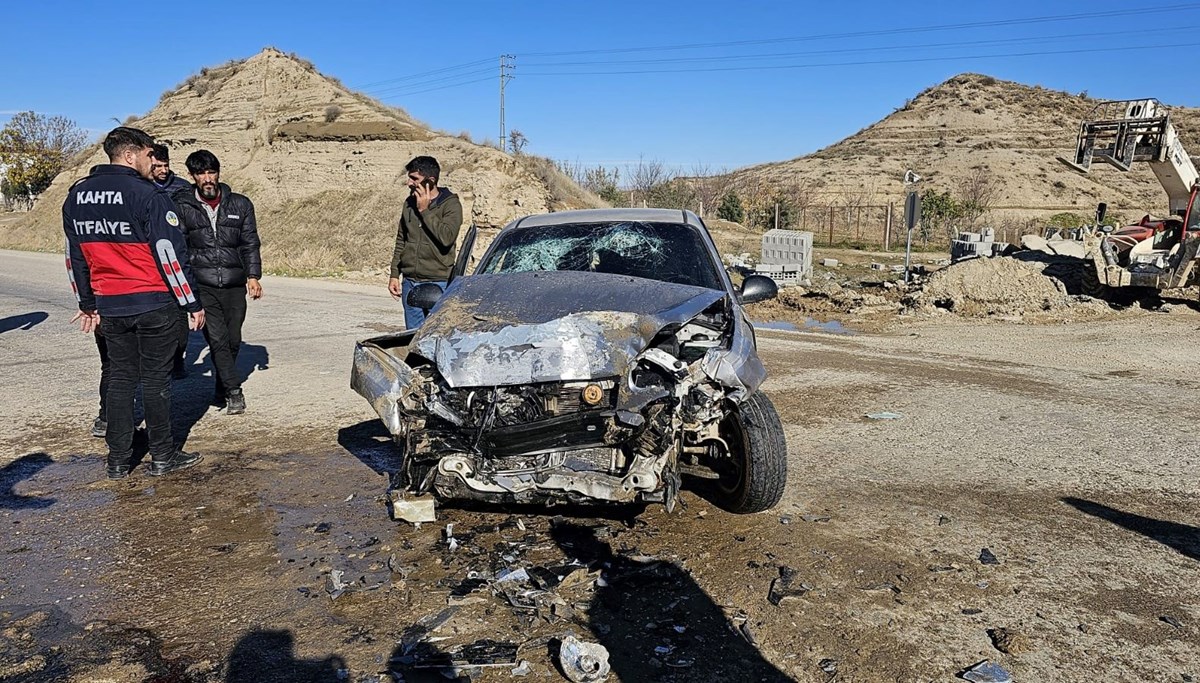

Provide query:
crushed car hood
left=411, top=271, right=726, bottom=387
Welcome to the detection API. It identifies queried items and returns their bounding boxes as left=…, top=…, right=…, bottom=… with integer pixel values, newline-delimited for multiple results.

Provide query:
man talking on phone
left=387, top=156, right=463, bottom=328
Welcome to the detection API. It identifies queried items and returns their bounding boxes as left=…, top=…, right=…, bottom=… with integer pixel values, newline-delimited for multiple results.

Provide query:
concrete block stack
left=756, top=229, right=813, bottom=287
left=951, top=227, right=1008, bottom=263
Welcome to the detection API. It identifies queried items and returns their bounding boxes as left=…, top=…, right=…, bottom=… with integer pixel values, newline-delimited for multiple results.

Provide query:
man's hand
left=190, top=310, right=206, bottom=330
left=388, top=277, right=402, bottom=300
left=247, top=278, right=263, bottom=300
left=413, top=184, right=435, bottom=212
left=70, top=310, right=100, bottom=334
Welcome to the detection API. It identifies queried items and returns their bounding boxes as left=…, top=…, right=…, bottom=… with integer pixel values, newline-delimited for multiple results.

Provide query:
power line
left=520, top=3, right=1200, bottom=57
left=376, top=76, right=495, bottom=100
left=364, top=68, right=495, bottom=97
left=355, top=58, right=495, bottom=89
left=520, top=43, right=1193, bottom=77
left=519, top=26, right=1200, bottom=68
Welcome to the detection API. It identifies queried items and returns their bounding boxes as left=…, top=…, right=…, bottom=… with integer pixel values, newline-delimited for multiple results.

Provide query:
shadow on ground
left=1063, top=496, right=1200, bottom=561
left=0, top=453, right=55, bottom=509
left=226, top=629, right=346, bottom=683
left=550, top=521, right=792, bottom=682
left=0, top=311, right=48, bottom=334
left=172, top=339, right=269, bottom=444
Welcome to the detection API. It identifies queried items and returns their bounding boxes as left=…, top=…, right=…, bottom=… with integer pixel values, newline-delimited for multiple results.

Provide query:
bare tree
left=689, top=163, right=724, bottom=217
left=843, top=179, right=878, bottom=240
left=507, top=130, right=528, bottom=155
left=958, top=166, right=998, bottom=224
left=787, top=179, right=816, bottom=229
left=629, top=156, right=667, bottom=206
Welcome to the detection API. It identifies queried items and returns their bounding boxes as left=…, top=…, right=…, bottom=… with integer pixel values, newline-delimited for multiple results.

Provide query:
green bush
left=717, top=191, right=744, bottom=223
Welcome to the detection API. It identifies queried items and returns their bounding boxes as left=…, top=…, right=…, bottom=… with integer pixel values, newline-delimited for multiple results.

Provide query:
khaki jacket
left=389, top=188, right=463, bottom=281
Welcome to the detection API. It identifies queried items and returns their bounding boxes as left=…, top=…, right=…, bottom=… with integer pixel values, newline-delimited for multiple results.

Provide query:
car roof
left=510, top=208, right=704, bottom=230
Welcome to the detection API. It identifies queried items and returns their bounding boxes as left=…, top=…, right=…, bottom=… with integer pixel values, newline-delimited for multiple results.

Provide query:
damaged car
left=351, top=208, right=787, bottom=515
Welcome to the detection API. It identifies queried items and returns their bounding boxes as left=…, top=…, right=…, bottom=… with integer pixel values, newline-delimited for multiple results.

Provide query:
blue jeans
left=402, top=279, right=446, bottom=329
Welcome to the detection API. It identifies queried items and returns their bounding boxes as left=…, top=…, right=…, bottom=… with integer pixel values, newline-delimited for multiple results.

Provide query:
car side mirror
left=406, top=283, right=444, bottom=312
left=739, top=274, right=778, bottom=304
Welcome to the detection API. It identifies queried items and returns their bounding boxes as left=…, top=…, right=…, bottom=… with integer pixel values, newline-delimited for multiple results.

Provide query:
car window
left=477, top=221, right=723, bottom=290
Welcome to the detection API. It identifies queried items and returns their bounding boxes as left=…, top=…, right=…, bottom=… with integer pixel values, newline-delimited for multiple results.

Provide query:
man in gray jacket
left=387, top=156, right=463, bottom=328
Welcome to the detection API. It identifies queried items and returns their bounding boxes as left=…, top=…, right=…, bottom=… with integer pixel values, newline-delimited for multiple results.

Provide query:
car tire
left=712, top=391, right=787, bottom=514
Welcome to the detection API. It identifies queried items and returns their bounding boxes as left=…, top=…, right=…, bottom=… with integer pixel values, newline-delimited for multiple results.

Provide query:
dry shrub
left=0, top=216, right=64, bottom=252
left=288, top=52, right=316, bottom=71
left=515, top=155, right=605, bottom=211
left=259, top=190, right=399, bottom=275
left=324, top=105, right=343, bottom=123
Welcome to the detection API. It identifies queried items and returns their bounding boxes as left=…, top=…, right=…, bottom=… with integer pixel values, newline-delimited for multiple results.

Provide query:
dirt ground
left=1, top=249, right=1197, bottom=682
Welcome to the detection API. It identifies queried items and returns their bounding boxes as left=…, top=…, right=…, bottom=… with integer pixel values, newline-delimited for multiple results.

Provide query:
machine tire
left=710, top=392, right=788, bottom=514
left=1081, top=262, right=1109, bottom=299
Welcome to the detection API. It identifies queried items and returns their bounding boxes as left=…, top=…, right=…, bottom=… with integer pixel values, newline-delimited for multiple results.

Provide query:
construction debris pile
left=907, top=255, right=1080, bottom=317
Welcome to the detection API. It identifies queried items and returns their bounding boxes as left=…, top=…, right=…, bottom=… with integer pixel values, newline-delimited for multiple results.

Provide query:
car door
left=448, top=223, right=477, bottom=285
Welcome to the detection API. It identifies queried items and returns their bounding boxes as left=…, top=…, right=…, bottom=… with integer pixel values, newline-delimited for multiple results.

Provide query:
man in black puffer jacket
left=172, top=150, right=262, bottom=415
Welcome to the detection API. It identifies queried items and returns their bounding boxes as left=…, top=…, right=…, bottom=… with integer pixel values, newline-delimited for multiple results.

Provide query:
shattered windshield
left=477, top=221, right=723, bottom=290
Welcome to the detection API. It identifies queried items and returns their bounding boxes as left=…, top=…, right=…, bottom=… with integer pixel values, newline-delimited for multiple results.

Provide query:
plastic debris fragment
left=961, top=660, right=1012, bottom=683
left=558, top=634, right=611, bottom=682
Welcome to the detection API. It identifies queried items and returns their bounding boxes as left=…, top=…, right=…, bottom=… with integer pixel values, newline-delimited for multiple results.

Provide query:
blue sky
left=3, top=0, right=1198, bottom=172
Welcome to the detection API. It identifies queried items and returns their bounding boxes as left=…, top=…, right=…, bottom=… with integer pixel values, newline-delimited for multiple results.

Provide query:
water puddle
left=756, top=318, right=855, bottom=335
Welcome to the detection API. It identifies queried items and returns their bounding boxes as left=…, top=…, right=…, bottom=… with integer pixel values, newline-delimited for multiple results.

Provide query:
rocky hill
left=5, top=48, right=601, bottom=274
left=725, top=73, right=1200, bottom=226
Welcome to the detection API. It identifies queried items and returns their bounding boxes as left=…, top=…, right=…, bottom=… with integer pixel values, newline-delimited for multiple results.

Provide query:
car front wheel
left=710, top=391, right=787, bottom=513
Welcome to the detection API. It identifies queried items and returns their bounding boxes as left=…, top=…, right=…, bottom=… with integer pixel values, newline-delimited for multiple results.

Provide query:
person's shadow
left=0, top=453, right=56, bottom=510
left=225, top=629, right=345, bottom=683
left=1063, top=497, right=1200, bottom=561
left=550, top=521, right=793, bottom=682
left=172, top=339, right=270, bottom=444
left=0, top=311, right=48, bottom=334
left=0, top=453, right=56, bottom=506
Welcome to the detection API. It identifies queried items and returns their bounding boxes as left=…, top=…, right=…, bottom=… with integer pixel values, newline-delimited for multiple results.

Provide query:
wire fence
left=760, top=203, right=1045, bottom=250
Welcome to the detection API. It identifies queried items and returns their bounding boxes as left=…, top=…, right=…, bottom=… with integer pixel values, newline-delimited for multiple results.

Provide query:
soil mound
left=723, top=73, right=1200, bottom=226
left=4, top=48, right=602, bottom=275
left=909, top=250, right=1170, bottom=319
left=913, top=256, right=1073, bottom=316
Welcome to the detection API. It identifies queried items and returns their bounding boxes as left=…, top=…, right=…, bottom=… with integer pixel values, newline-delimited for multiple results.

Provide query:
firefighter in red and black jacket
left=63, top=127, right=206, bottom=480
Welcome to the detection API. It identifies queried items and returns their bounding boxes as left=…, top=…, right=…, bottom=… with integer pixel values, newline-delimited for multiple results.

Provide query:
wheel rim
left=712, top=411, right=750, bottom=497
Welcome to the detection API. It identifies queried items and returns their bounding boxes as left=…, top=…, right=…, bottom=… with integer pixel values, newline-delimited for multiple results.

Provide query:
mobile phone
left=422, top=178, right=435, bottom=189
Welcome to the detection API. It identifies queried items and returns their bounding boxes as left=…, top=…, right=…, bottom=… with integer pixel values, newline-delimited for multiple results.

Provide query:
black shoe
left=225, top=389, right=245, bottom=415
left=147, top=450, right=203, bottom=477
left=224, top=388, right=244, bottom=415
left=92, top=417, right=107, bottom=438
left=106, top=461, right=131, bottom=479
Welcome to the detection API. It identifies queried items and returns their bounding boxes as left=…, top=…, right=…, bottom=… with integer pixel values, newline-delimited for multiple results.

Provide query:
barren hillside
left=5, top=48, right=601, bottom=274
left=727, top=73, right=1200, bottom=225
